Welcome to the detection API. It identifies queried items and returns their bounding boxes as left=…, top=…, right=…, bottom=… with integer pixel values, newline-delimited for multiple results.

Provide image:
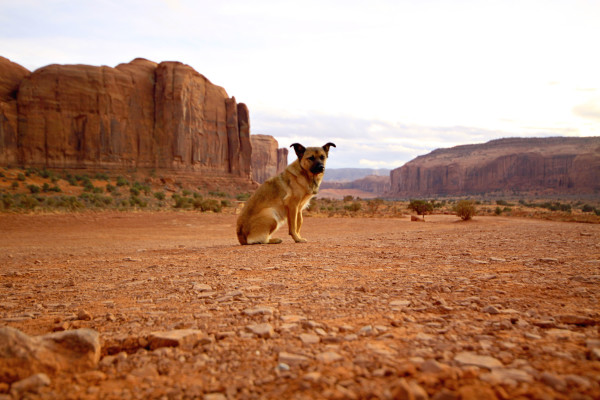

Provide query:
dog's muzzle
left=310, top=163, right=325, bottom=174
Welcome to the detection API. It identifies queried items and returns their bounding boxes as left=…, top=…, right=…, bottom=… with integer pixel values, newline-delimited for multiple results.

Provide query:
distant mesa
left=388, top=137, right=600, bottom=197
left=0, top=56, right=286, bottom=186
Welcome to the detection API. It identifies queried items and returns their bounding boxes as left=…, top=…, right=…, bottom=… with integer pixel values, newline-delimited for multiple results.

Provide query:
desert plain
left=1, top=212, right=599, bottom=399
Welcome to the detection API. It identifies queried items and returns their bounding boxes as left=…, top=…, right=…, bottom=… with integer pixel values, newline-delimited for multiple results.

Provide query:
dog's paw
left=268, top=238, right=283, bottom=244
left=294, top=238, right=308, bottom=243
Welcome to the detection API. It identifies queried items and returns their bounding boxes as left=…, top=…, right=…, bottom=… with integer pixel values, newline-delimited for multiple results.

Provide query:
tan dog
left=237, top=142, right=336, bottom=245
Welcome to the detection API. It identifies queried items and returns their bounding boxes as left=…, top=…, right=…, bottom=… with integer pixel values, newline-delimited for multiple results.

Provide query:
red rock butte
left=0, top=56, right=286, bottom=185
left=389, top=137, right=600, bottom=197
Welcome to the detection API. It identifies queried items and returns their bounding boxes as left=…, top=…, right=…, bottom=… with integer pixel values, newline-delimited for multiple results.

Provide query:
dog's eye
left=320, top=155, right=325, bottom=160
left=308, top=156, right=315, bottom=161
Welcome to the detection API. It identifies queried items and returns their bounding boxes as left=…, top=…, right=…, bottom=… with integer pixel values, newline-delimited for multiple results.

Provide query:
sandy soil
left=1, top=212, right=599, bottom=399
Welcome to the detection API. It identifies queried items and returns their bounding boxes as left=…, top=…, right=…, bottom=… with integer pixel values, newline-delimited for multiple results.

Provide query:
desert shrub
left=83, top=182, right=95, bottom=192
left=20, top=195, right=38, bottom=210
left=496, top=199, right=514, bottom=206
left=11, top=182, right=19, bottom=190
left=208, top=190, right=228, bottom=198
left=129, top=195, right=147, bottom=208
left=221, top=199, right=232, bottom=208
left=1, top=194, right=14, bottom=209
left=236, top=193, right=251, bottom=201
left=581, top=204, right=596, bottom=213
left=343, top=195, right=354, bottom=202
left=367, top=198, right=384, bottom=213
left=198, top=199, right=222, bottom=212
left=173, top=194, right=192, bottom=209
left=27, top=184, right=41, bottom=194
left=130, top=187, right=140, bottom=196
left=344, top=202, right=362, bottom=212
left=94, top=172, right=109, bottom=180
left=454, top=200, right=476, bottom=220
left=17, top=173, right=26, bottom=182
left=0, top=172, right=4, bottom=178
left=116, top=176, right=129, bottom=187
left=105, top=184, right=116, bottom=193
left=154, top=191, right=166, bottom=201
left=182, top=189, right=192, bottom=197
left=66, top=174, right=78, bottom=186
left=408, top=199, right=433, bottom=220
left=495, top=206, right=502, bottom=215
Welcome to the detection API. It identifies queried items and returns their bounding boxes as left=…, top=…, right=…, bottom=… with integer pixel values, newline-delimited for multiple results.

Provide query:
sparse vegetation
left=407, top=199, right=434, bottom=220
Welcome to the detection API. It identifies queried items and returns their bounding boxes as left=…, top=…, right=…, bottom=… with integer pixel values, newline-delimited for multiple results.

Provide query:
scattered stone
left=276, top=363, right=290, bottom=372
left=420, top=359, right=450, bottom=374
left=204, top=393, right=227, bottom=400
left=299, top=333, right=320, bottom=344
left=482, top=368, right=533, bottom=386
left=148, top=329, right=210, bottom=350
left=540, top=371, right=567, bottom=392
left=555, top=314, right=597, bottom=326
left=390, top=299, right=411, bottom=308
left=246, top=323, right=274, bottom=338
left=10, top=373, right=50, bottom=397
left=392, top=378, right=428, bottom=400
left=192, top=283, right=212, bottom=292
left=316, top=351, right=343, bottom=364
left=0, top=326, right=101, bottom=383
left=243, top=306, right=274, bottom=316
left=77, top=309, right=92, bottom=321
left=589, top=348, right=600, bottom=361
left=457, top=384, right=497, bottom=400
left=278, top=352, right=310, bottom=366
left=454, top=352, right=503, bottom=370
left=482, top=305, right=500, bottom=314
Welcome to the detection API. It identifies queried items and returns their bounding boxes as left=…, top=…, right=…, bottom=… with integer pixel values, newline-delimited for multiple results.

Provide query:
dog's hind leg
left=246, top=209, right=283, bottom=244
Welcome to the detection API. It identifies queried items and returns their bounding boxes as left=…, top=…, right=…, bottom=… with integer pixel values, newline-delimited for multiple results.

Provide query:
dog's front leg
left=287, top=205, right=306, bottom=243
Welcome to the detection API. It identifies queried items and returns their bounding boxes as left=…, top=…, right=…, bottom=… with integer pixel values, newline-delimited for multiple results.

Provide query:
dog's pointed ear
left=322, top=142, right=336, bottom=155
left=290, top=143, right=306, bottom=160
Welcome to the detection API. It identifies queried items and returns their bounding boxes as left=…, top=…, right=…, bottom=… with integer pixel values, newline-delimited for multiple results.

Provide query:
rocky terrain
left=1, top=212, right=599, bottom=399
left=390, top=137, right=600, bottom=197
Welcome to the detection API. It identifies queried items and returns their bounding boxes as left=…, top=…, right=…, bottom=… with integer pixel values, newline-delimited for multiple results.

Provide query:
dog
left=237, top=142, right=336, bottom=245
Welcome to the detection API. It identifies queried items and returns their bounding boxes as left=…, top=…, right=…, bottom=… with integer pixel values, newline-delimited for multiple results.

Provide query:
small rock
left=77, top=309, right=92, bottom=321
left=10, top=373, right=51, bottom=396
left=589, top=348, right=600, bottom=361
left=192, top=283, right=212, bottom=292
left=246, top=323, right=274, bottom=338
left=540, top=371, right=567, bottom=392
left=276, top=363, right=290, bottom=372
left=482, top=305, right=500, bottom=314
left=243, top=306, right=274, bottom=316
left=556, top=314, right=597, bottom=326
left=299, top=333, right=320, bottom=344
left=390, top=299, right=411, bottom=308
left=204, top=393, right=227, bottom=400
left=148, top=329, right=209, bottom=350
left=392, top=378, right=428, bottom=400
left=278, top=351, right=310, bottom=366
left=454, top=352, right=503, bottom=370
left=420, top=359, right=450, bottom=374
left=316, top=351, right=343, bottom=364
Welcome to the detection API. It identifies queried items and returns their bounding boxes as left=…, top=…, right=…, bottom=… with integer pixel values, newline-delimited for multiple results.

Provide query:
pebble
left=299, top=333, right=320, bottom=344
left=454, top=352, right=503, bottom=370
left=10, top=373, right=51, bottom=396
left=278, top=352, right=310, bottom=366
left=393, top=378, right=428, bottom=400
left=556, top=314, right=596, bottom=326
left=148, top=329, right=209, bottom=350
left=316, top=351, right=343, bottom=364
left=540, top=371, right=567, bottom=392
left=482, top=305, right=500, bottom=314
left=77, top=309, right=92, bottom=321
left=246, top=323, right=274, bottom=338
left=243, top=306, right=274, bottom=316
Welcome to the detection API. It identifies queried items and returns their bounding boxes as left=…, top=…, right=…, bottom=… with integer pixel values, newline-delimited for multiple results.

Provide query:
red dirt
left=1, top=212, right=599, bottom=399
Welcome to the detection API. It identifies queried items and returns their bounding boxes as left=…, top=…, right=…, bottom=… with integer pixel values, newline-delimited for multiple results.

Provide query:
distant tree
left=408, top=199, right=433, bottom=220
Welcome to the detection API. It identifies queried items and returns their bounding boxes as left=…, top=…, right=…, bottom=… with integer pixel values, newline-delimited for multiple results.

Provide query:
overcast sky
left=1, top=0, right=599, bottom=169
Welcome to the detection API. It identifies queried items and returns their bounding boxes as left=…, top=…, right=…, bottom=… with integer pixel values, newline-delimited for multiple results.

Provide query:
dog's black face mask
left=290, top=142, right=336, bottom=176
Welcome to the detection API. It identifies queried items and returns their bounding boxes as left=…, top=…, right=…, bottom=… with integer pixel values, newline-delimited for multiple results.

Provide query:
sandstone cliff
left=0, top=56, right=30, bottom=166
left=250, top=135, right=288, bottom=183
left=0, top=57, right=252, bottom=179
left=389, top=137, right=600, bottom=197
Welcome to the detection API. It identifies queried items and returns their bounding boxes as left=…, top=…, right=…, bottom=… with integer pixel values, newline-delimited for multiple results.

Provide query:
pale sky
left=1, top=0, right=599, bottom=169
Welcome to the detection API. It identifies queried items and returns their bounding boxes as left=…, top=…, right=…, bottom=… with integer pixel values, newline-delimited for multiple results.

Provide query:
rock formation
left=0, top=57, right=253, bottom=179
left=0, top=56, right=30, bottom=166
left=250, top=134, right=288, bottom=183
left=389, top=137, right=600, bottom=197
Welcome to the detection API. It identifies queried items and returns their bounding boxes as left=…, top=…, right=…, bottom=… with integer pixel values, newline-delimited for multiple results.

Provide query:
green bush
left=236, top=193, right=251, bottom=201
left=344, top=202, right=362, bottom=212
left=408, top=199, right=433, bottom=220
left=27, top=184, right=41, bottom=194
left=17, top=173, right=26, bottom=182
left=454, top=200, right=476, bottom=221
left=116, top=176, right=129, bottom=187
left=154, top=191, right=166, bottom=201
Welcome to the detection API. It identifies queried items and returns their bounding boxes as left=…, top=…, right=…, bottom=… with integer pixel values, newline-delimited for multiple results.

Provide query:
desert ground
left=1, top=212, right=599, bottom=399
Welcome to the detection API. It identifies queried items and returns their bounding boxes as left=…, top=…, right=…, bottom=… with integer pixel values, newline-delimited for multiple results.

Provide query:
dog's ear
left=322, top=142, right=336, bottom=155
left=290, top=143, right=306, bottom=160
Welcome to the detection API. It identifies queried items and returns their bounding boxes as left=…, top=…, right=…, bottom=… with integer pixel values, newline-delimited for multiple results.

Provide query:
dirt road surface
left=1, top=212, right=599, bottom=399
